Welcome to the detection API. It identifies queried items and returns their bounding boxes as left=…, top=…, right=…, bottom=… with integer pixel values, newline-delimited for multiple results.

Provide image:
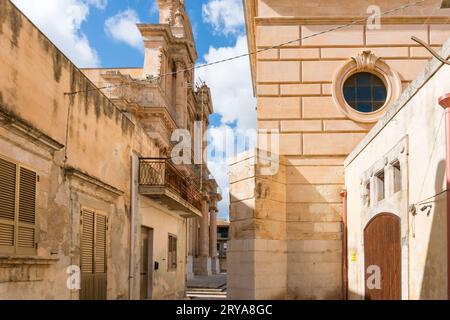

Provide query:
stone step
left=186, top=293, right=227, bottom=299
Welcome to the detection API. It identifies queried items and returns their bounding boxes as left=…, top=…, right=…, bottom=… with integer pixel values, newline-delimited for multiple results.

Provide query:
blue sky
left=82, top=0, right=239, bottom=70
left=12, top=0, right=256, bottom=220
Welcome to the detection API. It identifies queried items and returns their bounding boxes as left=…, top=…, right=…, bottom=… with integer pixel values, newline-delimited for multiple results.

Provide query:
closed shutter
left=17, top=167, right=37, bottom=254
left=80, top=209, right=107, bottom=300
left=168, top=235, right=177, bottom=270
left=0, top=158, right=16, bottom=252
left=94, top=214, right=107, bottom=273
left=81, top=210, right=94, bottom=274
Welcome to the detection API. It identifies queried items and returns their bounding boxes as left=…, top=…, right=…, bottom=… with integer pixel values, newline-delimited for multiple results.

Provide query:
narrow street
left=186, top=274, right=227, bottom=300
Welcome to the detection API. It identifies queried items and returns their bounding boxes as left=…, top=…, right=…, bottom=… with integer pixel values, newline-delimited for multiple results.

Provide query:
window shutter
left=17, top=167, right=37, bottom=253
left=94, top=214, right=107, bottom=274
left=0, top=158, right=16, bottom=251
left=81, top=210, right=94, bottom=274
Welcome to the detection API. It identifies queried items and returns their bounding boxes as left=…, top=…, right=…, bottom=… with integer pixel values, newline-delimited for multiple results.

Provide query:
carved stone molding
left=332, top=50, right=403, bottom=123
left=352, top=50, right=379, bottom=72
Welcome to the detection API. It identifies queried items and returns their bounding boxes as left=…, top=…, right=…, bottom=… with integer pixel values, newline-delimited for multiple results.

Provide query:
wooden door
left=80, top=210, right=107, bottom=300
left=140, top=227, right=149, bottom=300
left=140, top=227, right=153, bottom=300
left=364, top=213, right=401, bottom=300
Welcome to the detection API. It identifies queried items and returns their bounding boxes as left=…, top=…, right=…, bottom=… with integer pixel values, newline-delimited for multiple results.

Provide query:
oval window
left=343, top=72, right=387, bottom=113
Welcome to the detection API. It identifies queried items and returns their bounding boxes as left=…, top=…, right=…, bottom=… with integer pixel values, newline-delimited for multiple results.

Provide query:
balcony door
left=140, top=226, right=154, bottom=300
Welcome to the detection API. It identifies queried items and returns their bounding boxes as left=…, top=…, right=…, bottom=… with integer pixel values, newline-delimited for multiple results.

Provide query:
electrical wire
left=64, top=0, right=425, bottom=96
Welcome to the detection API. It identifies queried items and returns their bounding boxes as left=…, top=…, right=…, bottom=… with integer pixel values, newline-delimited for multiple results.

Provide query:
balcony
left=139, top=158, right=202, bottom=217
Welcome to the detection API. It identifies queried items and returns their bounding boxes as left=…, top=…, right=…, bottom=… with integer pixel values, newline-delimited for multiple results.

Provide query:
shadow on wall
left=228, top=156, right=345, bottom=300
left=419, top=159, right=447, bottom=299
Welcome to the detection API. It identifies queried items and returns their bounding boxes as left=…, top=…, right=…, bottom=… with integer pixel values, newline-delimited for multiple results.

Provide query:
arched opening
left=364, top=213, right=401, bottom=300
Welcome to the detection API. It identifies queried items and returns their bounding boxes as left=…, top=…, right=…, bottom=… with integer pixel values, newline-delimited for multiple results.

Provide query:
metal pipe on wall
left=438, top=93, right=450, bottom=300
left=340, top=189, right=348, bottom=300
left=129, top=154, right=139, bottom=299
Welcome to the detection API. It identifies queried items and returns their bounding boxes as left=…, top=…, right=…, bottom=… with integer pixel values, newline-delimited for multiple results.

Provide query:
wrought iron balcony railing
left=139, top=158, right=202, bottom=216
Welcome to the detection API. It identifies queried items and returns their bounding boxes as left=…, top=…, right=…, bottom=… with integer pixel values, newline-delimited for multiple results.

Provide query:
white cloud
left=104, top=9, right=143, bottom=51
left=197, top=35, right=256, bottom=131
left=86, top=0, right=108, bottom=10
left=202, top=0, right=245, bottom=36
left=199, top=36, right=257, bottom=220
left=11, top=0, right=100, bottom=68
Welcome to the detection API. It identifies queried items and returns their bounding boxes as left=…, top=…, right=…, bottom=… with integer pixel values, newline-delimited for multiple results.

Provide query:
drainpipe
left=129, top=154, right=139, bottom=300
left=438, top=93, right=450, bottom=300
left=340, top=189, right=348, bottom=300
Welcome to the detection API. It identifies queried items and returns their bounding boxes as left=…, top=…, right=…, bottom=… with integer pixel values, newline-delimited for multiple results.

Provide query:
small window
left=375, top=170, right=385, bottom=202
left=343, top=72, right=387, bottom=113
left=393, top=161, right=402, bottom=193
left=0, top=157, right=38, bottom=255
left=364, top=181, right=371, bottom=207
left=168, top=235, right=177, bottom=270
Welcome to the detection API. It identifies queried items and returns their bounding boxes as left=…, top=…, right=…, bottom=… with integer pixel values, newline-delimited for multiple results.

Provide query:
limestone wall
left=232, top=0, right=450, bottom=299
left=345, top=39, right=450, bottom=300
left=0, top=0, right=184, bottom=300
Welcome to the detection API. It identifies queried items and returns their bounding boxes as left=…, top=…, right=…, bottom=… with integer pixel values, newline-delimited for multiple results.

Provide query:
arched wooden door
left=364, top=213, right=401, bottom=300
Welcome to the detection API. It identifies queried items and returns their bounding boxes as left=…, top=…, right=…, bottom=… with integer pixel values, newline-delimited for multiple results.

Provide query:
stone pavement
left=186, top=273, right=227, bottom=300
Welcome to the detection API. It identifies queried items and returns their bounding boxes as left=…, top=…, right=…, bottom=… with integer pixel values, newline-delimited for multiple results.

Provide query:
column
left=175, top=60, right=186, bottom=128
left=194, top=194, right=212, bottom=275
left=199, top=197, right=210, bottom=257
left=209, top=197, right=219, bottom=274
left=186, top=218, right=194, bottom=280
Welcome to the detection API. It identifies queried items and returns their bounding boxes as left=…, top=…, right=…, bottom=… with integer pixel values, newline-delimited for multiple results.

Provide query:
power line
left=65, top=0, right=425, bottom=96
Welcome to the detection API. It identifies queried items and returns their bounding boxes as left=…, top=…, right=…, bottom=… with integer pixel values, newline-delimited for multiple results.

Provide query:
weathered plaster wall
left=0, top=0, right=184, bottom=300
left=139, top=196, right=187, bottom=299
left=345, top=38, right=450, bottom=299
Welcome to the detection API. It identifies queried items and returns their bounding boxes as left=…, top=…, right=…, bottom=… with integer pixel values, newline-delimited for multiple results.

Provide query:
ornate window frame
left=332, top=50, right=402, bottom=123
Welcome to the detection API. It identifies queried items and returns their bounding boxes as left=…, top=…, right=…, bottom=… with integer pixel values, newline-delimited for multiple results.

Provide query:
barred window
left=0, top=157, right=38, bottom=255
left=168, top=235, right=177, bottom=270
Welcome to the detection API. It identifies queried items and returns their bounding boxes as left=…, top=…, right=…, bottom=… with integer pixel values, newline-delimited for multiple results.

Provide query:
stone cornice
left=64, top=166, right=124, bottom=197
left=0, top=105, right=65, bottom=152
left=255, top=16, right=450, bottom=26
left=243, top=0, right=257, bottom=95
left=137, top=23, right=197, bottom=63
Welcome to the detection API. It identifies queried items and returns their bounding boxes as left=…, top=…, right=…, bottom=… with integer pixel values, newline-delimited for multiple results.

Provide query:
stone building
left=344, top=36, right=450, bottom=300
left=229, top=0, right=450, bottom=299
left=0, top=0, right=220, bottom=300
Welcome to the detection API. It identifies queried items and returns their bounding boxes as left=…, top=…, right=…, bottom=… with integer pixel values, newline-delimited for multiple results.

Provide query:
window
left=393, top=161, right=402, bottom=193
left=375, top=170, right=385, bottom=202
left=332, top=51, right=402, bottom=123
left=343, top=72, right=387, bottom=113
left=364, top=181, right=371, bottom=207
left=0, top=157, right=37, bottom=255
left=168, top=235, right=177, bottom=270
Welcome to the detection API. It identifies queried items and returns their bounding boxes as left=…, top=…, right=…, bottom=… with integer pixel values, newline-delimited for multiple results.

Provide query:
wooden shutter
left=17, top=167, right=37, bottom=254
left=81, top=210, right=94, bottom=274
left=94, top=214, right=107, bottom=274
left=0, top=158, right=16, bottom=252
left=80, top=209, right=107, bottom=300
left=168, top=235, right=177, bottom=270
